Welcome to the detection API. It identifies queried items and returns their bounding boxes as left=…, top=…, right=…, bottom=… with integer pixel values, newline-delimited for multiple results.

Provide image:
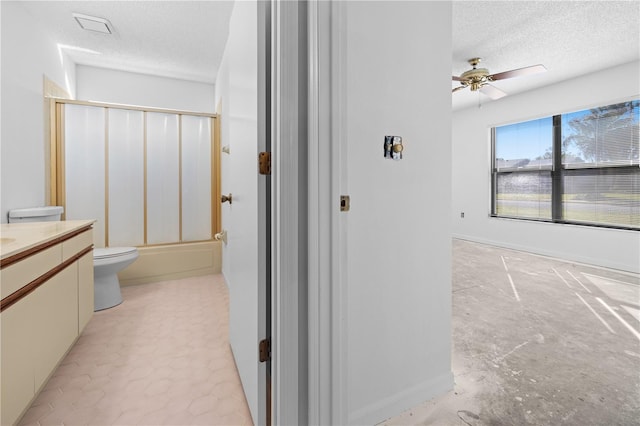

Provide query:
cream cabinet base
left=1, top=293, right=35, bottom=426
left=0, top=223, right=94, bottom=426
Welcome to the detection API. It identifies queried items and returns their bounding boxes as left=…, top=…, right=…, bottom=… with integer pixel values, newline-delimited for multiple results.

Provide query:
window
left=492, top=100, right=639, bottom=230
left=493, top=117, right=553, bottom=220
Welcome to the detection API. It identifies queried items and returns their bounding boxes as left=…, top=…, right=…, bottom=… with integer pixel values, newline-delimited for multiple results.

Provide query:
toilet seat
left=94, top=247, right=137, bottom=259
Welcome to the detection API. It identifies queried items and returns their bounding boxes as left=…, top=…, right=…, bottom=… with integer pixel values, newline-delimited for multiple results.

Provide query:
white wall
left=452, top=61, right=640, bottom=273
left=339, top=2, right=453, bottom=423
left=213, top=1, right=260, bottom=423
left=76, top=65, right=215, bottom=113
left=0, top=2, right=76, bottom=223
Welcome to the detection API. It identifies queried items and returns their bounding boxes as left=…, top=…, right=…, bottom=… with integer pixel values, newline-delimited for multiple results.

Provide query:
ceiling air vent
left=72, top=13, right=113, bottom=34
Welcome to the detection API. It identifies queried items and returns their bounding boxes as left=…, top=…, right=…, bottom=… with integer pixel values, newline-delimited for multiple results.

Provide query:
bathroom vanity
left=0, top=220, right=95, bottom=425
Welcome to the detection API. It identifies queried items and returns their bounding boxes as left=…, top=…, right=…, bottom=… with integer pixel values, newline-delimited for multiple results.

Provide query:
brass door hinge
left=259, top=152, right=271, bottom=175
left=259, top=338, right=271, bottom=362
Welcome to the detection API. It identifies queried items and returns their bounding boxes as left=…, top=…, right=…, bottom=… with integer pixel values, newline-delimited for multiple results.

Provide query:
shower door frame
left=49, top=99, right=221, bottom=248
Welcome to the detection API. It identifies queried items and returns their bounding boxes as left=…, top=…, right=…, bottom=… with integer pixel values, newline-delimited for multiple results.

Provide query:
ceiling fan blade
left=452, top=86, right=467, bottom=93
left=479, top=84, right=507, bottom=100
left=452, top=76, right=466, bottom=81
left=489, top=64, right=547, bottom=81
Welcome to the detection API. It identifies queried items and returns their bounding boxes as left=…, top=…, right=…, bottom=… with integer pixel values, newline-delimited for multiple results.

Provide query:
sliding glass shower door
left=108, top=108, right=145, bottom=246
left=58, top=101, right=218, bottom=248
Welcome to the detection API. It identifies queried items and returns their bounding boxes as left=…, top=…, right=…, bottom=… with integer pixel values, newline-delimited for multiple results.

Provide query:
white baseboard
left=452, top=234, right=639, bottom=275
left=349, top=371, right=454, bottom=426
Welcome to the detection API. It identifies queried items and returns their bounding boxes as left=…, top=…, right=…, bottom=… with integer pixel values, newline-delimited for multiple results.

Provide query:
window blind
left=492, top=99, right=639, bottom=230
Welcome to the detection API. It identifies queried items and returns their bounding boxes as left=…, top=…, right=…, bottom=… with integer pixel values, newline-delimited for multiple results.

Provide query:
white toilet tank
left=8, top=206, right=64, bottom=223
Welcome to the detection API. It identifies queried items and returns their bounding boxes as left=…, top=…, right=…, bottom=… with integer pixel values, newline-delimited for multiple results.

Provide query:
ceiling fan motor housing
left=453, top=57, right=546, bottom=99
left=460, top=67, right=490, bottom=91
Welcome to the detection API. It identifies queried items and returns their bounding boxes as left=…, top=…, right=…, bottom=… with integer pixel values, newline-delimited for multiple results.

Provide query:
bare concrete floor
left=385, top=239, right=640, bottom=426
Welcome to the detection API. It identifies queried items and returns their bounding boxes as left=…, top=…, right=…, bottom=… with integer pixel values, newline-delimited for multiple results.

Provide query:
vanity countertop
left=0, top=220, right=95, bottom=261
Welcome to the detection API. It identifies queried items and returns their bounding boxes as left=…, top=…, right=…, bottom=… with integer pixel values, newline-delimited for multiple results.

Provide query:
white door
left=216, top=1, right=266, bottom=424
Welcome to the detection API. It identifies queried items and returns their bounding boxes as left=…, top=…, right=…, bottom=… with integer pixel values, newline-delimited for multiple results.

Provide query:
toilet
left=93, top=247, right=138, bottom=311
left=8, top=206, right=64, bottom=223
left=7, top=206, right=139, bottom=311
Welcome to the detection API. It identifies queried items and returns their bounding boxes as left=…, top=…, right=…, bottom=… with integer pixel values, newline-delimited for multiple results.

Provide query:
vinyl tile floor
left=18, top=274, right=253, bottom=426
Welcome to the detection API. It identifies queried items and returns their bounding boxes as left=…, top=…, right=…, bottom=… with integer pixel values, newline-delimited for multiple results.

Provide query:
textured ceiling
left=17, top=1, right=234, bottom=84
left=13, top=1, right=640, bottom=105
left=452, top=1, right=640, bottom=110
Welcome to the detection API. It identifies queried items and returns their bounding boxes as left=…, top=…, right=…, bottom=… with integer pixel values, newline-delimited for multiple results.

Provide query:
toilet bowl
left=94, top=247, right=139, bottom=311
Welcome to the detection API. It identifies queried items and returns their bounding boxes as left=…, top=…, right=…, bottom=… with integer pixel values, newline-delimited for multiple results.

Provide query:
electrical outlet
left=461, top=212, right=465, bottom=218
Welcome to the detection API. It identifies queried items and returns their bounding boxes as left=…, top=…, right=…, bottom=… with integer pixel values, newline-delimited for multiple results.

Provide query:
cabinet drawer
left=62, top=229, right=93, bottom=262
left=0, top=245, right=62, bottom=299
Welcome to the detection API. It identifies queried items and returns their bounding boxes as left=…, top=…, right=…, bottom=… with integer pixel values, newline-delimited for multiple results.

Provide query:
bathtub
left=117, top=240, right=222, bottom=286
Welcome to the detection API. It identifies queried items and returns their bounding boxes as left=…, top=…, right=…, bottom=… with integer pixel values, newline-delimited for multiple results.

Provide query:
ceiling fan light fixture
left=73, top=13, right=113, bottom=34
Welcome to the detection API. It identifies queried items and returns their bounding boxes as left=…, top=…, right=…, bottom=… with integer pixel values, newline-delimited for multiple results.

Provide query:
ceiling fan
left=452, top=57, right=546, bottom=100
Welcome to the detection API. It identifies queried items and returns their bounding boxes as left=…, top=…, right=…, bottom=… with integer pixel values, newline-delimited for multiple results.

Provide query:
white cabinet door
left=1, top=296, right=36, bottom=426
left=32, top=265, right=78, bottom=390
left=78, top=251, right=94, bottom=333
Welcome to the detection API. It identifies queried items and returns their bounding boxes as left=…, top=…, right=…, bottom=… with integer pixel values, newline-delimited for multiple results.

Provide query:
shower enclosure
left=50, top=99, right=221, bottom=283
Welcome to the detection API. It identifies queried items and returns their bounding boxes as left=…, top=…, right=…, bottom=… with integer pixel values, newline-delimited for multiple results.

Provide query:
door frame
left=269, top=0, right=309, bottom=424
left=273, top=1, right=350, bottom=423
left=257, top=1, right=270, bottom=424
left=307, top=1, right=347, bottom=424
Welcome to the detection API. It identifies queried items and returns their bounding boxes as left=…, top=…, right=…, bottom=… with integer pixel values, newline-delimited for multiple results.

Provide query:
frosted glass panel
left=64, top=104, right=106, bottom=247
left=146, top=112, right=180, bottom=244
left=62, top=105, right=215, bottom=247
left=108, top=109, right=144, bottom=246
left=181, top=116, right=212, bottom=241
